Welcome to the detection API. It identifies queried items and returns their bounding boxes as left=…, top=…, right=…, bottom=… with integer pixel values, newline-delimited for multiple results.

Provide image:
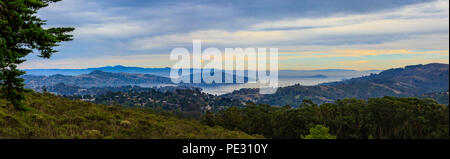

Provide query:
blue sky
left=19, top=0, right=449, bottom=70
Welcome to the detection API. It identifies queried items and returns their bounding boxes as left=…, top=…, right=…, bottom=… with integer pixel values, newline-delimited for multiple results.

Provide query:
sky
left=19, top=0, right=449, bottom=70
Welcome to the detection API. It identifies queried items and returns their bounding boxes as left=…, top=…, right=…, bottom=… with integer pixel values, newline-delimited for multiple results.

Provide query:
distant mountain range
left=421, top=90, right=449, bottom=105
left=22, top=70, right=248, bottom=92
left=22, top=65, right=381, bottom=91
left=23, top=65, right=380, bottom=79
left=222, top=63, right=449, bottom=106
left=23, top=65, right=172, bottom=77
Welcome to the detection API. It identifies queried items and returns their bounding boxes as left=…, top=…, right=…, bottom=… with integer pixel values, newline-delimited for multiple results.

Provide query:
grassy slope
left=0, top=92, right=260, bottom=139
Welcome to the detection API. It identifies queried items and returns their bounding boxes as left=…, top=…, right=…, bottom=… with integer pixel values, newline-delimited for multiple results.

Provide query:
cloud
left=331, top=49, right=449, bottom=57
left=390, top=58, right=450, bottom=64
left=22, top=0, right=449, bottom=70
left=20, top=54, right=171, bottom=69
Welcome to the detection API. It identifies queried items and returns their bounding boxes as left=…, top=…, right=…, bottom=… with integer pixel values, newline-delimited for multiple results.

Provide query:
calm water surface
left=200, top=77, right=346, bottom=95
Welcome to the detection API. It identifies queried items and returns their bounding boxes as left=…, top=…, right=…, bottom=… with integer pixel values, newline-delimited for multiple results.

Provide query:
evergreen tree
left=0, top=0, right=73, bottom=110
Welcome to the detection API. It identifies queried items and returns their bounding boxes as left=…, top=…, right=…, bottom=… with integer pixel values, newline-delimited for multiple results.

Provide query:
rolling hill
left=24, top=65, right=379, bottom=79
left=0, top=92, right=260, bottom=139
left=222, top=63, right=449, bottom=106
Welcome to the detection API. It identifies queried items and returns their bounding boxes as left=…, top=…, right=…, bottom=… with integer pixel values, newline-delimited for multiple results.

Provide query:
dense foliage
left=0, top=0, right=74, bottom=109
left=0, top=92, right=259, bottom=139
left=223, top=63, right=449, bottom=106
left=422, top=91, right=449, bottom=105
left=23, top=70, right=241, bottom=93
left=203, top=97, right=449, bottom=139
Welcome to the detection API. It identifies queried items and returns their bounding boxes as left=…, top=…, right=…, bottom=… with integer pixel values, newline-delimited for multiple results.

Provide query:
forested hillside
left=0, top=92, right=259, bottom=139
left=23, top=70, right=172, bottom=89
left=204, top=97, right=449, bottom=139
left=422, top=90, right=449, bottom=105
left=67, top=88, right=244, bottom=119
left=223, top=63, right=449, bottom=106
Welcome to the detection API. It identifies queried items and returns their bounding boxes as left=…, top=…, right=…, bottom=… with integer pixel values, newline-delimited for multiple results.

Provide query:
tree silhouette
left=0, top=0, right=74, bottom=110
left=303, top=125, right=336, bottom=139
